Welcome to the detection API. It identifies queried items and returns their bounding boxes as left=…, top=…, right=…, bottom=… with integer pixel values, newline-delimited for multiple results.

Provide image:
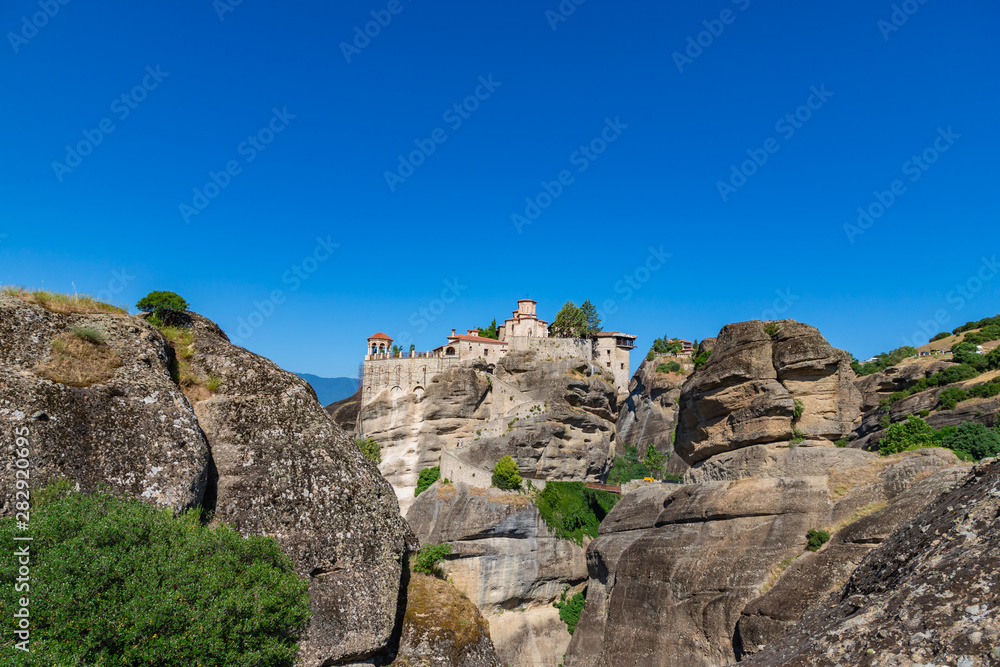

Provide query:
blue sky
left=1, top=0, right=998, bottom=379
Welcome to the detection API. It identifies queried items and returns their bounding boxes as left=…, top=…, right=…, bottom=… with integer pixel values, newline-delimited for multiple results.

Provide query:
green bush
left=851, top=346, right=918, bottom=377
left=136, top=290, right=189, bottom=326
left=355, top=437, right=381, bottom=464
left=952, top=314, right=1000, bottom=336
left=879, top=415, right=938, bottom=455
left=932, top=331, right=951, bottom=342
left=0, top=483, right=310, bottom=666
left=834, top=438, right=850, bottom=448
left=918, top=409, right=931, bottom=417
left=533, top=481, right=618, bottom=545
left=414, top=466, right=440, bottom=496
left=656, top=361, right=681, bottom=374
left=764, top=322, right=781, bottom=339
left=941, top=421, right=1000, bottom=461
left=606, top=445, right=649, bottom=485
left=646, top=349, right=655, bottom=362
left=692, top=350, right=711, bottom=370
left=792, top=399, right=805, bottom=420
left=642, top=444, right=667, bottom=478
left=69, top=325, right=106, bottom=344
left=553, top=586, right=586, bottom=635
left=790, top=428, right=806, bottom=444
left=805, top=529, right=830, bottom=552
left=492, top=455, right=522, bottom=490
left=879, top=363, right=983, bottom=409
left=938, top=386, right=969, bottom=411
left=969, top=377, right=1000, bottom=399
left=412, top=543, right=452, bottom=578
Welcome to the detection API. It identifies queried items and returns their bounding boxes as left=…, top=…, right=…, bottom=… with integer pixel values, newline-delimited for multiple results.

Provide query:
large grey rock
left=0, top=294, right=210, bottom=512
left=181, top=313, right=412, bottom=666
left=676, top=320, right=861, bottom=465
left=741, top=460, right=1000, bottom=666
left=616, top=356, right=687, bottom=475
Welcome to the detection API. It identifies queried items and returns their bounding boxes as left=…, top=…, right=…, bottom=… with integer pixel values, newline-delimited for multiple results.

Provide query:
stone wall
left=361, top=355, right=460, bottom=400
left=507, top=336, right=593, bottom=361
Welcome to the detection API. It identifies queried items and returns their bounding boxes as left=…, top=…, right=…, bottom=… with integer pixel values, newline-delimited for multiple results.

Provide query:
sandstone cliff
left=0, top=295, right=411, bottom=667
left=408, top=482, right=588, bottom=667
left=362, top=350, right=619, bottom=513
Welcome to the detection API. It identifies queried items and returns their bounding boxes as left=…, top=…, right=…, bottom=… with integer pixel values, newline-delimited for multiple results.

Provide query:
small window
left=606, top=362, right=611, bottom=368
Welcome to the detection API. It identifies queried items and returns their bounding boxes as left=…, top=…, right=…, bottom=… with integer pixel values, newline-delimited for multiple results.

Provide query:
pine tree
left=580, top=300, right=602, bottom=336
left=551, top=301, right=585, bottom=337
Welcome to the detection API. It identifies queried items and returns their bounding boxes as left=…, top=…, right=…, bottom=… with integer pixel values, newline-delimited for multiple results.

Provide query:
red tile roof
left=367, top=332, right=393, bottom=340
left=447, top=334, right=508, bottom=344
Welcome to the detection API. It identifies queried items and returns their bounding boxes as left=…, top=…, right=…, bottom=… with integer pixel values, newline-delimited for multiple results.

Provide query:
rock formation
left=362, top=350, right=619, bottom=513
left=615, top=355, right=689, bottom=476
left=408, top=481, right=588, bottom=667
left=392, top=573, right=503, bottom=667
left=563, top=320, right=971, bottom=667
left=675, top=320, right=861, bottom=465
left=0, top=295, right=411, bottom=667
left=326, top=387, right=362, bottom=431
left=741, top=460, right=999, bottom=666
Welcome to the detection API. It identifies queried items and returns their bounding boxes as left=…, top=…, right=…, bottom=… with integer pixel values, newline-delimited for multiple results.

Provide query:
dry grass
left=34, top=332, right=121, bottom=387
left=3, top=285, right=126, bottom=315
left=761, top=554, right=799, bottom=594
left=152, top=322, right=221, bottom=402
left=827, top=462, right=888, bottom=500
left=828, top=501, right=887, bottom=535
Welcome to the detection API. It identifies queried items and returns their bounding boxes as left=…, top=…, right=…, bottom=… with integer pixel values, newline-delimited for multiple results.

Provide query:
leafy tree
left=941, top=421, right=1000, bottom=461
left=492, top=455, right=522, bottom=490
left=412, top=543, right=452, bottom=578
left=642, top=444, right=667, bottom=478
left=931, top=331, right=951, bottom=342
left=806, top=529, right=830, bottom=552
left=692, top=350, right=711, bottom=370
left=553, top=586, right=587, bottom=635
left=414, top=466, right=440, bottom=496
left=355, top=437, right=381, bottom=464
left=655, top=361, right=681, bottom=374
left=852, top=345, right=919, bottom=376
left=879, top=415, right=938, bottom=455
left=580, top=299, right=602, bottom=336
left=646, top=349, right=656, bottom=362
left=551, top=301, right=586, bottom=338
left=0, top=483, right=310, bottom=667
left=136, top=290, right=188, bottom=326
left=476, top=319, right=500, bottom=339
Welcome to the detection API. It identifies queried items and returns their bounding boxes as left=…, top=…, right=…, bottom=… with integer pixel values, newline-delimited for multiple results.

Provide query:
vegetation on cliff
left=553, top=586, right=587, bottom=635
left=550, top=300, right=601, bottom=337
left=356, top=437, right=381, bottom=464
left=0, top=482, right=311, bottom=667
left=415, top=466, right=441, bottom=496
left=135, top=290, right=189, bottom=326
left=878, top=415, right=1000, bottom=461
left=491, top=455, right=522, bottom=490
left=851, top=345, right=918, bottom=376
left=533, top=481, right=618, bottom=546
left=606, top=444, right=668, bottom=484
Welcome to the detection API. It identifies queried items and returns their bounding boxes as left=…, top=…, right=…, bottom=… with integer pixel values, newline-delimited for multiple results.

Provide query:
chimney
left=451, top=328, right=456, bottom=336
left=468, top=328, right=479, bottom=336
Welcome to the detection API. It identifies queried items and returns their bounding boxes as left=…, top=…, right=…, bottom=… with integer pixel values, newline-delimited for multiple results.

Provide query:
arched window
left=446, top=347, right=456, bottom=356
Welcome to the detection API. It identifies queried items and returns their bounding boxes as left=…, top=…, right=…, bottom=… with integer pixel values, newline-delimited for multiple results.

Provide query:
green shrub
left=656, top=362, right=680, bottom=374
left=533, top=482, right=618, bottom=545
left=412, top=543, right=452, bottom=578
left=646, top=349, right=655, bottom=362
left=663, top=472, right=684, bottom=482
left=790, top=428, right=806, bottom=444
left=941, top=421, right=1000, bottom=461
left=969, top=377, right=1000, bottom=399
left=414, top=466, right=440, bottom=496
left=932, top=331, right=951, bottom=342
left=492, top=455, right=522, bottom=490
left=355, top=437, right=381, bottom=464
left=0, top=483, right=310, bottom=666
left=136, top=290, right=189, bottom=326
left=952, top=314, right=1000, bottom=336
left=642, top=444, right=667, bottom=478
left=553, top=586, right=586, bottom=635
left=606, top=445, right=649, bottom=485
left=692, top=350, right=711, bottom=370
left=879, top=413, right=892, bottom=430
left=879, top=415, right=938, bottom=455
left=805, top=529, right=830, bottom=552
left=763, top=322, right=781, bottom=339
left=834, top=438, right=850, bottom=448
left=918, top=409, right=931, bottom=417
left=938, top=386, right=970, bottom=411
left=792, top=399, right=804, bottom=420
left=851, top=346, right=919, bottom=377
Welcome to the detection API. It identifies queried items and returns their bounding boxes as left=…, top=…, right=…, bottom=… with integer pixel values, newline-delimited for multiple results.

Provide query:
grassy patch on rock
left=2, top=285, right=126, bottom=314
left=34, top=329, right=121, bottom=387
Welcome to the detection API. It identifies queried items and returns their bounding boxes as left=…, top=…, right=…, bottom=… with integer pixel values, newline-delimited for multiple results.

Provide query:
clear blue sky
left=2, top=0, right=998, bottom=378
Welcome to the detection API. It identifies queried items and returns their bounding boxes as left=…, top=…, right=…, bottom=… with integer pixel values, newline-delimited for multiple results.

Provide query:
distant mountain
left=294, top=374, right=358, bottom=405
